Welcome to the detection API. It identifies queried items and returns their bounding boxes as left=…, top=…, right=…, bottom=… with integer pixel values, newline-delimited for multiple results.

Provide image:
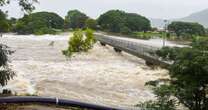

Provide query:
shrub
left=62, top=29, right=96, bottom=57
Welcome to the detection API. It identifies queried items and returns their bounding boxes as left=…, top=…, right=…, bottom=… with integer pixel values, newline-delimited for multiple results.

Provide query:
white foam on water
left=1, top=33, right=169, bottom=108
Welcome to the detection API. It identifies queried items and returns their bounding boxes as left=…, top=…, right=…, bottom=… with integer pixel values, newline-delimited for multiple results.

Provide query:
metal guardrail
left=0, top=96, right=125, bottom=110
left=95, top=33, right=172, bottom=67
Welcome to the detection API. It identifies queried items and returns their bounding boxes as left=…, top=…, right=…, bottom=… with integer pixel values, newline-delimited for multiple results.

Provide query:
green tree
left=149, top=43, right=208, bottom=110
left=97, top=10, right=126, bottom=33
left=205, top=28, right=208, bottom=36
left=0, top=10, right=10, bottom=32
left=83, top=28, right=96, bottom=50
left=0, top=9, right=13, bottom=88
left=168, top=21, right=205, bottom=38
left=0, top=0, right=37, bottom=88
left=192, top=37, right=208, bottom=50
left=137, top=84, right=177, bottom=110
left=62, top=29, right=96, bottom=57
left=15, top=12, right=64, bottom=35
left=125, top=13, right=151, bottom=32
left=97, top=10, right=151, bottom=33
left=65, top=10, right=88, bottom=29
left=120, top=26, right=131, bottom=34
left=0, top=45, right=15, bottom=86
left=0, top=0, right=37, bottom=13
left=85, top=18, right=97, bottom=29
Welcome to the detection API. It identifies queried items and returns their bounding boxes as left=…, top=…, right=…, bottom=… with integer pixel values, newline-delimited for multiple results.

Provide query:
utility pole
left=163, top=20, right=168, bottom=47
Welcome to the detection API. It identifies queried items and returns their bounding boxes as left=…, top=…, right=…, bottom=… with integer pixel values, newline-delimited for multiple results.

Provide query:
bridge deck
left=95, top=34, right=172, bottom=68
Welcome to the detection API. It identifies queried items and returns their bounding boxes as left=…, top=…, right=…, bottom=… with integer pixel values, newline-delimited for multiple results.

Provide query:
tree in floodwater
left=62, top=29, right=96, bottom=57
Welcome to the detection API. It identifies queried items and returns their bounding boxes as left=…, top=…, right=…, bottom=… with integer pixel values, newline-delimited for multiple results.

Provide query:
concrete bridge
left=95, top=33, right=172, bottom=68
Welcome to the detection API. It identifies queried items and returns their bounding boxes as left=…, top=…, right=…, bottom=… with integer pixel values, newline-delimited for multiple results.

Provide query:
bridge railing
left=95, top=34, right=172, bottom=66
left=95, top=34, right=159, bottom=57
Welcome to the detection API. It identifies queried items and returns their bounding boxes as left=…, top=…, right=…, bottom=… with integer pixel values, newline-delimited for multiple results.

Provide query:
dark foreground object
left=0, top=96, right=124, bottom=110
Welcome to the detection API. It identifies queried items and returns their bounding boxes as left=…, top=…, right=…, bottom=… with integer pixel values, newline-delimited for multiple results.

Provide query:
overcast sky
left=1, top=0, right=208, bottom=19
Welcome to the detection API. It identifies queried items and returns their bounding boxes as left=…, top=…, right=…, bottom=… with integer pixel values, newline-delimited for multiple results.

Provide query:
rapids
left=1, top=33, right=168, bottom=108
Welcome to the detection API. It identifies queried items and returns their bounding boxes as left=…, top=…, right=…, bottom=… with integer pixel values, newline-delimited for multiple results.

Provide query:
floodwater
left=0, top=33, right=168, bottom=108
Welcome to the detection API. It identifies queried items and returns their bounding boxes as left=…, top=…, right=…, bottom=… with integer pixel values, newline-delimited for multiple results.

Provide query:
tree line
left=1, top=9, right=207, bottom=41
left=0, top=9, right=152, bottom=35
left=168, top=21, right=206, bottom=38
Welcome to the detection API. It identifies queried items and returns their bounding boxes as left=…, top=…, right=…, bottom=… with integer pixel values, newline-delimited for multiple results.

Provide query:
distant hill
left=150, top=9, right=208, bottom=29
left=180, top=9, right=208, bottom=28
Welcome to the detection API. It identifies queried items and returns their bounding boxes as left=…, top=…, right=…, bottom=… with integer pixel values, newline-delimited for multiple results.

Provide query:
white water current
left=1, top=33, right=169, bottom=108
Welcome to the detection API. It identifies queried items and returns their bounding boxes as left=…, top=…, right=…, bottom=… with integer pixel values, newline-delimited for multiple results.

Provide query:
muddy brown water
left=0, top=33, right=168, bottom=108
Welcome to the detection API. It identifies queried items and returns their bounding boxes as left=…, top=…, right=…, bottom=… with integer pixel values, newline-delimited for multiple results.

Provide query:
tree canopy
left=85, top=18, right=97, bottom=29
left=65, top=10, right=88, bottom=29
left=147, top=40, right=208, bottom=110
left=0, top=10, right=10, bottom=32
left=192, top=37, right=208, bottom=50
left=0, top=0, right=38, bottom=13
left=168, top=21, right=205, bottom=37
left=0, top=0, right=36, bottom=88
left=0, top=45, right=15, bottom=86
left=15, top=12, right=64, bottom=34
left=97, top=10, right=151, bottom=33
left=62, top=29, right=96, bottom=57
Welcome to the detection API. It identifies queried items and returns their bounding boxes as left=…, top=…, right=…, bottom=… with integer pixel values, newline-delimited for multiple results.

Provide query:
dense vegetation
left=62, top=29, right=96, bottom=57
left=139, top=37, right=208, bottom=110
left=14, top=12, right=64, bottom=35
left=65, top=10, right=88, bottom=29
left=0, top=0, right=37, bottom=93
left=97, top=10, right=151, bottom=34
left=0, top=0, right=37, bottom=13
left=85, top=18, right=97, bottom=29
left=0, top=44, right=15, bottom=86
left=0, top=10, right=10, bottom=32
left=1, top=7, right=207, bottom=42
left=168, top=21, right=205, bottom=38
